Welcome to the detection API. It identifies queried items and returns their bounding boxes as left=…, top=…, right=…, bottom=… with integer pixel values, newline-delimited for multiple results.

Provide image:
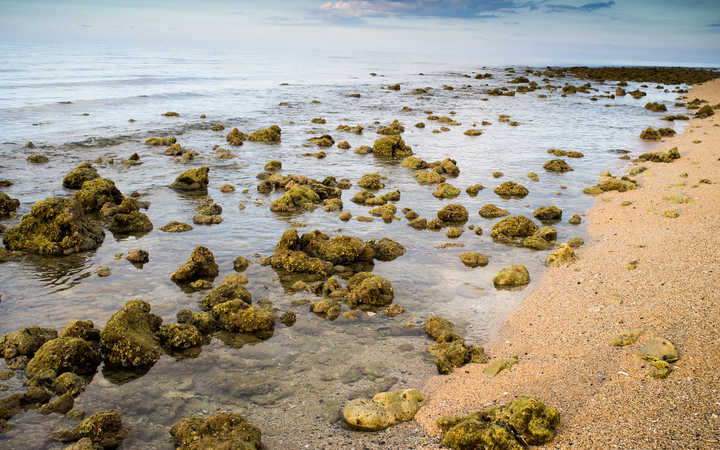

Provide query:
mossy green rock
left=53, top=410, right=127, bottom=448
left=433, top=182, right=461, bottom=199
left=437, top=204, right=468, bottom=224
left=343, top=389, right=424, bottom=431
left=270, top=185, right=321, bottom=212
left=0, top=192, right=20, bottom=217
left=62, top=163, right=99, bottom=190
left=610, top=329, right=643, bottom=347
left=639, top=147, right=680, bottom=163
left=347, top=272, right=394, bottom=309
left=212, top=302, right=275, bottom=333
left=533, top=206, right=562, bottom=221
left=100, top=300, right=163, bottom=369
left=1, top=326, right=58, bottom=361
left=171, top=246, right=219, bottom=284
left=543, top=159, right=573, bottom=173
left=439, top=397, right=560, bottom=449
left=483, top=357, right=518, bottom=376
left=637, top=338, right=679, bottom=363
left=3, top=197, right=105, bottom=256
left=170, top=166, right=210, bottom=192
left=247, top=125, right=281, bottom=143
left=74, top=178, right=123, bottom=213
left=157, top=324, right=203, bottom=350
left=491, top=216, right=539, bottom=245
left=460, top=252, right=488, bottom=268
left=25, top=337, right=101, bottom=379
left=493, top=265, right=530, bottom=288
left=367, top=238, right=405, bottom=261
left=401, top=156, right=427, bottom=170
left=200, top=273, right=251, bottom=310
left=424, top=316, right=455, bottom=341
left=414, top=170, right=446, bottom=184
left=494, top=181, right=529, bottom=198
left=170, top=412, right=262, bottom=450
left=59, top=320, right=100, bottom=342
left=372, top=135, right=413, bottom=158
left=546, top=243, right=577, bottom=266
left=478, top=204, right=508, bottom=219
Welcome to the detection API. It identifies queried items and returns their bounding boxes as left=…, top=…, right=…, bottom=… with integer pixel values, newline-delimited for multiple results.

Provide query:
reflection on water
left=0, top=47, right=689, bottom=448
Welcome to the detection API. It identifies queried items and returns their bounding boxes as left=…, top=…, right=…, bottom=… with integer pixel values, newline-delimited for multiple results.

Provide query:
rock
left=383, top=304, right=405, bottom=317
left=1, top=327, right=58, bottom=368
left=125, top=249, right=149, bottom=265
left=219, top=184, right=235, bottom=193
left=446, top=227, right=463, bottom=238
left=308, top=135, right=334, bottom=147
left=62, top=163, right=99, bottom=190
left=432, top=158, right=460, bottom=177
left=543, top=159, right=573, bottom=172
left=645, top=102, right=667, bottom=112
left=25, top=337, right=101, bottom=379
left=533, top=206, right=562, bottom=221
left=637, top=338, right=679, bottom=363
left=339, top=212, right=352, bottom=221
left=639, top=146, right=680, bottom=163
left=437, top=204, right=468, bottom=224
left=569, top=214, right=582, bottom=224
left=226, top=128, right=247, bottom=146
left=146, top=136, right=176, bottom=146
left=484, top=357, right=518, bottom=377
left=494, top=181, right=529, bottom=198
left=640, top=127, right=661, bottom=140
left=567, top=237, right=584, bottom=248
left=177, top=311, right=217, bottom=335
left=546, top=243, right=576, bottom=266
left=270, top=185, right=321, bottom=212
left=212, top=302, right=275, bottom=333
left=347, top=272, right=394, bottom=309
left=171, top=247, right=219, bottom=285
left=372, top=135, right=413, bottom=158
left=465, top=184, right=483, bottom=196
left=200, top=273, right=251, bottom=310
left=27, top=154, right=49, bottom=164
left=343, top=389, right=424, bottom=431
left=170, top=167, right=210, bottom=192
left=233, top=256, right=250, bottom=272
left=264, top=160, right=282, bottom=171
left=478, top=204, right=509, bottom=219
left=157, top=324, right=202, bottom=350
left=433, top=182, right=460, bottom=199
left=401, top=156, right=427, bottom=170
left=160, top=221, right=193, bottom=233
left=408, top=218, right=427, bottom=229
left=280, top=310, right=296, bottom=326
left=74, top=178, right=123, bottom=213
left=3, top=197, right=105, bottom=256
left=247, top=125, right=281, bottom=143
left=53, top=372, right=89, bottom=396
left=460, top=252, right=488, bottom=268
left=367, top=238, right=405, bottom=261
left=323, top=198, right=343, bottom=212
left=610, top=329, right=643, bottom=347
left=170, top=413, right=262, bottom=450
left=414, top=170, right=445, bottom=184
left=358, top=173, right=385, bottom=190
left=103, top=200, right=153, bottom=235
left=493, top=265, right=530, bottom=288
left=0, top=193, right=19, bottom=217
left=490, top=216, right=539, bottom=245
left=438, top=397, right=560, bottom=449
left=464, top=129, right=482, bottom=136
left=377, top=120, right=405, bottom=135
left=193, top=214, right=223, bottom=225
left=60, top=321, right=100, bottom=342
left=100, top=300, right=163, bottom=369
left=337, top=141, right=350, bottom=149
left=52, top=410, right=127, bottom=448
left=695, top=104, right=714, bottom=119
left=547, top=149, right=584, bottom=158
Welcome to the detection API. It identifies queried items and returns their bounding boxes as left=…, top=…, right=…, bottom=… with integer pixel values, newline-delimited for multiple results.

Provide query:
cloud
left=544, top=1, right=615, bottom=13
left=317, top=0, right=537, bottom=20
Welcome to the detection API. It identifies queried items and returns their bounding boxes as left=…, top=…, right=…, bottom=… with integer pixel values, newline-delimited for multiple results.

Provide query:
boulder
left=1, top=327, right=58, bottom=368
left=74, top=178, right=123, bottom=213
left=366, top=238, right=405, bottom=261
left=160, top=221, right=193, bottom=233
left=52, top=410, right=127, bottom=448
left=25, top=337, right=101, bottom=379
left=490, top=216, right=539, bottom=245
left=62, top=163, right=99, bottom=189
left=533, top=206, right=562, bottom=221
left=100, top=300, right=163, bottom=369
left=212, top=302, right=275, bottom=333
left=157, top=324, right=203, bottom=350
left=546, top=243, right=577, bottom=266
left=493, top=265, right=530, bottom=288
left=414, top=170, right=445, bottom=184
left=247, top=125, right=281, bottom=143
left=372, top=135, right=413, bottom=158
left=171, top=246, right=219, bottom=284
left=270, top=185, right=321, bottom=212
left=433, top=182, right=460, bottom=199
left=460, top=252, right=488, bottom=268
left=343, top=389, right=424, bottom=431
left=170, top=166, right=210, bottom=192
left=347, top=272, right=394, bottom=309
left=494, top=181, right=529, bottom=198
left=437, top=204, right=468, bottom=224
left=170, top=413, right=262, bottom=450
left=200, top=273, right=251, bottom=310
left=0, top=192, right=20, bottom=217
left=478, top=204, right=508, bottom=219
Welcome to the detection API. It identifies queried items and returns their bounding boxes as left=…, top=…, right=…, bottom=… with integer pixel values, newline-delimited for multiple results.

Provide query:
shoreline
left=413, top=78, right=720, bottom=448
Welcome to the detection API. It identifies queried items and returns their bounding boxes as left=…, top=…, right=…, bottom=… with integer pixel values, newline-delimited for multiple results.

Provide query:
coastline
left=413, top=78, right=720, bottom=448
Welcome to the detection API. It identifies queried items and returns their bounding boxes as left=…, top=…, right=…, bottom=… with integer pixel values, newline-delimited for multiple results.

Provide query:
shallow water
left=0, top=43, right=690, bottom=448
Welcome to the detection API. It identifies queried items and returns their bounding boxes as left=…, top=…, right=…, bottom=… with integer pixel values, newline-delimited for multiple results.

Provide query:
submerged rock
left=533, top=206, right=562, bottom=221
left=460, top=252, right=488, bottom=268
left=1, top=327, right=58, bottom=369
left=160, top=221, right=193, bottom=233
left=478, top=204, right=508, bottom=219
left=0, top=192, right=20, bottom=217
left=347, top=272, right=394, bottom=310
left=493, top=265, right=530, bottom=288
left=171, top=246, right=219, bottom=285
left=543, top=159, right=573, bottom=173
left=170, top=166, right=210, bottom=192
left=3, top=197, right=105, bottom=256
left=424, top=316, right=486, bottom=374
left=270, top=186, right=321, bottom=213
left=373, top=135, right=413, bottom=158
left=437, top=204, right=468, bottom=224
left=53, top=410, right=127, bottom=448
left=170, top=413, right=262, bottom=450
left=438, top=397, right=560, bottom=449
left=366, top=238, right=405, bottom=261
left=25, top=337, right=101, bottom=379
left=343, top=389, right=424, bottom=431
left=433, top=182, right=460, bottom=199
left=248, top=125, right=281, bottom=143
left=100, top=300, right=162, bottom=369
left=494, top=181, right=529, bottom=198
left=490, top=216, right=538, bottom=245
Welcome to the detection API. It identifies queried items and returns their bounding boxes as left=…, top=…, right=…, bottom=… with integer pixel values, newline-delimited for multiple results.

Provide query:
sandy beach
left=415, top=78, right=720, bottom=448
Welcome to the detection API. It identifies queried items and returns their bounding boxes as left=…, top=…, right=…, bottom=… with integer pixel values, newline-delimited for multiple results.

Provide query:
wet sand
left=414, top=79, right=720, bottom=448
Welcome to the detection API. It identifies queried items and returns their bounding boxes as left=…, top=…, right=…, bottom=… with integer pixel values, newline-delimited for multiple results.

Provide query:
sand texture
left=414, top=79, right=720, bottom=448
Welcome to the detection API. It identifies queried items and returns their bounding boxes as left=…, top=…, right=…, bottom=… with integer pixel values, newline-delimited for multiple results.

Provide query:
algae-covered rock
left=637, top=338, right=679, bottom=363
left=200, top=273, right=251, bottom=310
left=437, top=204, right=468, bottom=224
left=408, top=217, right=427, bottom=229
left=695, top=104, right=715, bottom=119
left=347, top=272, right=394, bottom=309
left=639, top=147, right=680, bottom=163
left=157, top=324, right=203, bottom=350
left=100, top=300, right=162, bottom=369
left=367, top=238, right=405, bottom=261
left=414, top=170, right=445, bottom=184
left=3, top=197, right=105, bottom=256
left=1, top=327, right=58, bottom=367
left=478, top=204, right=508, bottom=219
left=376, top=120, right=405, bottom=135
left=308, top=135, right=334, bottom=147
left=424, top=316, right=454, bottom=341
left=465, top=184, right=483, bottom=196
left=171, top=246, right=219, bottom=285
left=62, top=163, right=99, bottom=190
left=74, top=178, right=123, bottom=214
left=546, top=243, right=576, bottom=267
left=247, top=125, right=281, bottom=143
left=433, top=183, right=460, bottom=199
left=145, top=137, right=176, bottom=146
left=645, top=102, right=667, bottom=112
left=358, top=173, right=385, bottom=190
left=438, top=396, right=560, bottom=449
left=212, top=302, right=275, bottom=334
left=490, top=216, right=538, bottom=245
left=264, top=160, right=282, bottom=172
left=25, top=337, right=101, bottom=379
left=483, top=357, right=518, bottom=376
left=610, top=329, right=643, bottom=347
left=373, top=135, right=413, bottom=158
left=323, top=198, right=343, bottom=212
left=226, top=128, right=247, bottom=146
left=52, top=410, right=127, bottom=448
left=401, top=156, right=427, bottom=170
left=170, top=413, right=263, bottom=450
left=533, top=206, right=562, bottom=221
left=270, top=185, right=321, bottom=212
left=640, top=127, right=662, bottom=140
left=160, top=221, right=193, bottom=233
left=460, top=252, right=488, bottom=268
left=27, top=154, right=49, bottom=164
left=543, top=159, right=573, bottom=173
left=0, top=192, right=19, bottom=217
left=343, top=389, right=423, bottom=431
left=493, top=265, right=530, bottom=288
left=59, top=320, right=101, bottom=342
left=494, top=181, right=529, bottom=198
left=103, top=199, right=153, bottom=235
left=170, top=166, right=209, bottom=192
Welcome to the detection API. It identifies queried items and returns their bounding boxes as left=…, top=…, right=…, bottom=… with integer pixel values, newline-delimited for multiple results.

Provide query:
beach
left=415, top=78, right=720, bottom=448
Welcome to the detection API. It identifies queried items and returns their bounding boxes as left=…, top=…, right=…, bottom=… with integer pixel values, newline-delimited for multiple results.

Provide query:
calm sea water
left=0, top=42, right=688, bottom=448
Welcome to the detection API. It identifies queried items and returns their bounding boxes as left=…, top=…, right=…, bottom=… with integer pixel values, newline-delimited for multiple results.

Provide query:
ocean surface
left=0, top=43, right=689, bottom=448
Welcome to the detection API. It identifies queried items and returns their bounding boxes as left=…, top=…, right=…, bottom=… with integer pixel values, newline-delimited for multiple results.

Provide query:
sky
left=1, top=0, right=719, bottom=66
